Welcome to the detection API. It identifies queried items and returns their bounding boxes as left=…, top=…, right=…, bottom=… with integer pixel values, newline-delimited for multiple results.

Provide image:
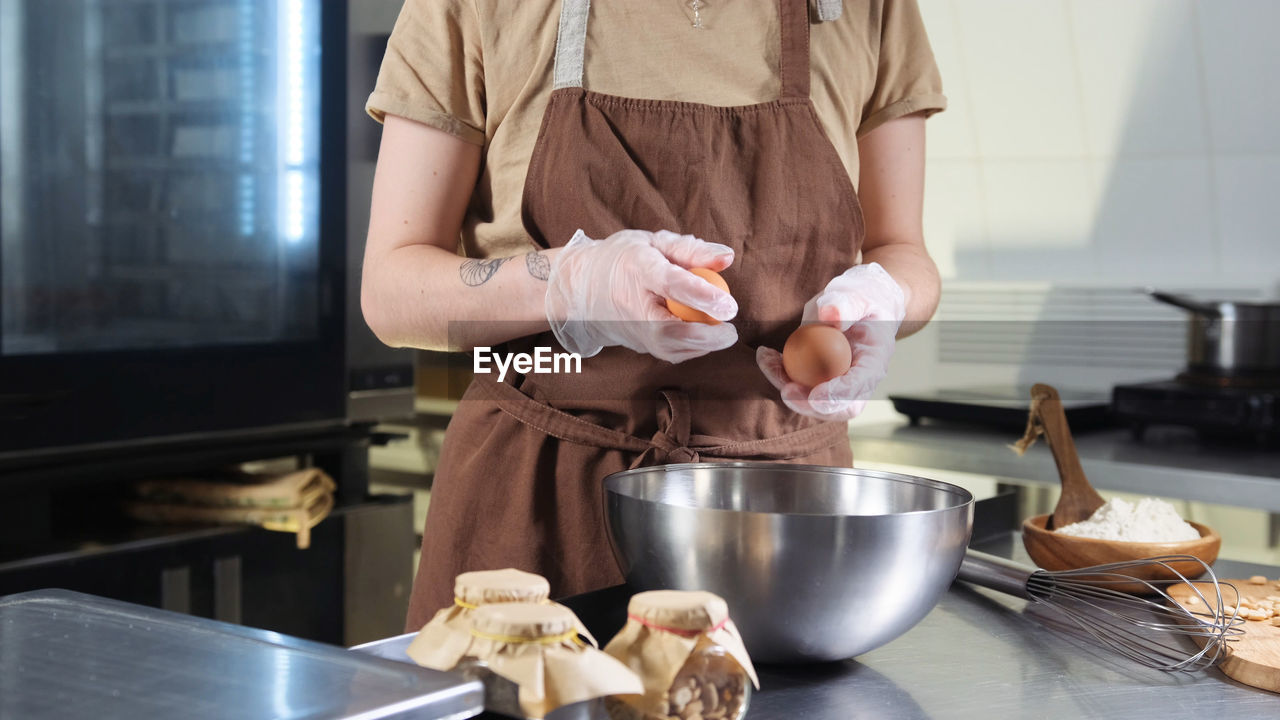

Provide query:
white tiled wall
left=918, top=0, right=1280, bottom=290
left=1216, top=156, right=1280, bottom=275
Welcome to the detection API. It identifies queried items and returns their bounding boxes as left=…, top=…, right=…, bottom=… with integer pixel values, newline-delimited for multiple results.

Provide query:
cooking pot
left=1149, top=290, right=1280, bottom=377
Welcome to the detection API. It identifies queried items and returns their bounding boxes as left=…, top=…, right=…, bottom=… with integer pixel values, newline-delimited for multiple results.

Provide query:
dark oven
left=0, top=0, right=410, bottom=471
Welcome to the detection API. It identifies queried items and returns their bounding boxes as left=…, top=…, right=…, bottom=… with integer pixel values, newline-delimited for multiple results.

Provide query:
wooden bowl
left=1021, top=514, right=1221, bottom=588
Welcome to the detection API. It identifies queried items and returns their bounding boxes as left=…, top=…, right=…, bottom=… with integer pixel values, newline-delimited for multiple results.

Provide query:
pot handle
left=1145, top=289, right=1222, bottom=318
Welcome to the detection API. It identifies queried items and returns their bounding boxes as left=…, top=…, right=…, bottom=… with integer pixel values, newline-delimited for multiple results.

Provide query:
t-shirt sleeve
left=858, top=0, right=947, bottom=137
left=365, top=0, right=486, bottom=146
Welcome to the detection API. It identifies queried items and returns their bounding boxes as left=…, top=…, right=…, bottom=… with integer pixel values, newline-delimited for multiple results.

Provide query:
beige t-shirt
left=367, top=0, right=946, bottom=260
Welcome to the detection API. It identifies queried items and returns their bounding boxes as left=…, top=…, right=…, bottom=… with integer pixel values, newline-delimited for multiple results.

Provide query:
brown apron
left=405, top=0, right=866, bottom=629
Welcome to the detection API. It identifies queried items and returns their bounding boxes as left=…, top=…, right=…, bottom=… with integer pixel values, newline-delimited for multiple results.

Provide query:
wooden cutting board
left=1168, top=578, right=1280, bottom=693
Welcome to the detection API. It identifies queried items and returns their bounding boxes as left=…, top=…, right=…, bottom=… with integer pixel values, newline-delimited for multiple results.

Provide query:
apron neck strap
left=552, top=0, right=813, bottom=99
left=778, top=0, right=812, bottom=99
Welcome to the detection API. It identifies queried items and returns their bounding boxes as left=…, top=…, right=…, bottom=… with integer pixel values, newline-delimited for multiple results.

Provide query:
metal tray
left=0, top=589, right=483, bottom=720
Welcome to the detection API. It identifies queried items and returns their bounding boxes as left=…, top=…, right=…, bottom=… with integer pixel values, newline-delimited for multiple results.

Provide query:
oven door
left=0, top=0, right=349, bottom=462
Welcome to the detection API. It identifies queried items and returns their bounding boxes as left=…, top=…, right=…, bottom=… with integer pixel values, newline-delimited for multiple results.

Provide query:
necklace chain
left=690, top=0, right=705, bottom=29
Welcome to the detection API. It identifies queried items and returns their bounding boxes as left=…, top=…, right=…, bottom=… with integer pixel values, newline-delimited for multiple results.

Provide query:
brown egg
left=782, top=324, right=852, bottom=388
left=666, top=268, right=730, bottom=325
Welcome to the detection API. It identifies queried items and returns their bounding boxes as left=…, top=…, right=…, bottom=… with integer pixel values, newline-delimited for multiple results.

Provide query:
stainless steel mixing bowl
left=604, top=463, right=974, bottom=663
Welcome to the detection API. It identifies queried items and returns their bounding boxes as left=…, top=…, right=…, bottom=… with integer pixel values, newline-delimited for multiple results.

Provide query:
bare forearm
left=861, top=238, right=940, bottom=338
left=362, top=245, right=559, bottom=351
left=363, top=114, right=549, bottom=351
left=853, top=112, right=938, bottom=338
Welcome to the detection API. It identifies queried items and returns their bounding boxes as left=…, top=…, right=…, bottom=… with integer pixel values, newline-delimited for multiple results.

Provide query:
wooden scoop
left=1013, top=384, right=1105, bottom=530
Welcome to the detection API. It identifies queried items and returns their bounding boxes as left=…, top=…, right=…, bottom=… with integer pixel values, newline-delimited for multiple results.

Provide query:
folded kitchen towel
left=125, top=468, right=336, bottom=549
left=134, top=468, right=335, bottom=509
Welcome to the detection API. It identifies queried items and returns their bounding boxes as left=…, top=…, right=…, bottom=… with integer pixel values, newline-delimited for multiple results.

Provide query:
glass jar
left=607, top=644, right=750, bottom=720
left=407, top=568, right=595, bottom=668
left=665, top=645, right=751, bottom=720
left=454, top=657, right=524, bottom=718
left=603, top=591, right=757, bottom=720
left=455, top=655, right=609, bottom=719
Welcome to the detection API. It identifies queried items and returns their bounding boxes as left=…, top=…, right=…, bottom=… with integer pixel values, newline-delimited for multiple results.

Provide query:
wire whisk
left=959, top=551, right=1246, bottom=671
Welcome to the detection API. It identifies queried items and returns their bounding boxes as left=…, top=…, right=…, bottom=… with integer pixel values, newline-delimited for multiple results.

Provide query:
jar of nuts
left=603, top=591, right=758, bottom=720
left=407, top=568, right=596, bottom=666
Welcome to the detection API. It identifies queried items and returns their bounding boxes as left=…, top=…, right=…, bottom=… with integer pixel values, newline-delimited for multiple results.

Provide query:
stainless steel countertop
left=850, top=420, right=1280, bottom=511
left=0, top=590, right=483, bottom=720
left=743, top=536, right=1280, bottom=719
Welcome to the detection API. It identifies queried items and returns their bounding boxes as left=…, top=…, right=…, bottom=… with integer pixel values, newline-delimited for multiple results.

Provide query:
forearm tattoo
left=525, top=251, right=550, bottom=281
left=459, top=257, right=510, bottom=287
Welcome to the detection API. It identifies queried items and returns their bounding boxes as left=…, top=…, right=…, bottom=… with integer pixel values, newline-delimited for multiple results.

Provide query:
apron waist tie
left=472, top=374, right=849, bottom=467
left=634, top=390, right=699, bottom=468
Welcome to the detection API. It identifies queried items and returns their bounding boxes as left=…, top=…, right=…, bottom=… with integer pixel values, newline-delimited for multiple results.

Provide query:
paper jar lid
left=626, top=590, right=729, bottom=633
left=470, top=602, right=577, bottom=641
left=454, top=568, right=550, bottom=607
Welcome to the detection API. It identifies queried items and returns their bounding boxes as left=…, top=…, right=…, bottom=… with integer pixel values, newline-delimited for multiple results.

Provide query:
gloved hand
left=546, top=228, right=739, bottom=363
left=756, top=262, right=906, bottom=421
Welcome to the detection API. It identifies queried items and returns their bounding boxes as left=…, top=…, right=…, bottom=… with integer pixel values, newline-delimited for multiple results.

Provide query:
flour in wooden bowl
left=1055, top=497, right=1200, bottom=542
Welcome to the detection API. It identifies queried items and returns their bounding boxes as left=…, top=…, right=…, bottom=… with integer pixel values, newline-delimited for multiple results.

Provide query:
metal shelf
left=105, top=99, right=256, bottom=116
left=101, top=264, right=280, bottom=283
left=104, top=41, right=246, bottom=60
left=100, top=157, right=264, bottom=172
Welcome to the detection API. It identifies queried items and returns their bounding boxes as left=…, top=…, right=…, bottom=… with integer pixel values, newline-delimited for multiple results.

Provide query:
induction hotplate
left=888, top=385, right=1114, bottom=431
left=1111, top=379, right=1279, bottom=445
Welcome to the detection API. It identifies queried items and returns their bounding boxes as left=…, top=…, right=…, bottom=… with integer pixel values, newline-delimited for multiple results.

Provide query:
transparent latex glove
left=545, top=228, right=739, bottom=363
left=756, top=262, right=906, bottom=421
